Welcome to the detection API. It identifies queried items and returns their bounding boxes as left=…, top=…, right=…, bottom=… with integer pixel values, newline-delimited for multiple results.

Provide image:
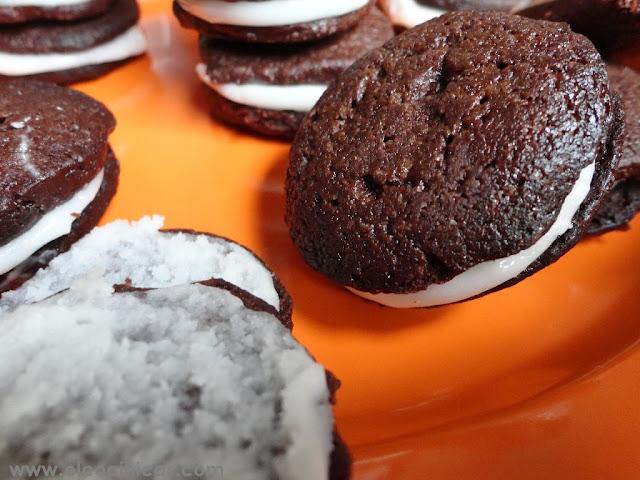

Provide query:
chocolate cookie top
left=609, top=65, right=640, bottom=178
left=417, top=0, right=526, bottom=11
left=200, top=7, right=394, bottom=85
left=286, top=12, right=620, bottom=294
left=0, top=79, right=115, bottom=245
left=0, top=0, right=139, bottom=54
left=0, top=0, right=114, bottom=25
left=174, top=0, right=374, bottom=44
left=518, top=0, right=640, bottom=56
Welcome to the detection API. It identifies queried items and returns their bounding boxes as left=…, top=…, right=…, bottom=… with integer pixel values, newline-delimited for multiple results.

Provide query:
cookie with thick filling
left=174, top=0, right=375, bottom=44
left=0, top=0, right=114, bottom=24
left=198, top=7, right=394, bottom=138
left=0, top=0, right=146, bottom=84
left=0, top=216, right=293, bottom=323
left=589, top=65, right=640, bottom=234
left=379, top=0, right=529, bottom=29
left=0, top=79, right=119, bottom=294
left=286, top=12, right=623, bottom=308
left=0, top=276, right=351, bottom=480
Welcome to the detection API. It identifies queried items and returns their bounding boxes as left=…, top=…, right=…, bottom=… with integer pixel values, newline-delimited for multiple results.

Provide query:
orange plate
left=77, top=3, right=640, bottom=478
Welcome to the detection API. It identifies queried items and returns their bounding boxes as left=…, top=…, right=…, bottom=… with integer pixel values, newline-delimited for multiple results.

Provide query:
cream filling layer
left=1, top=0, right=88, bottom=6
left=0, top=169, right=104, bottom=276
left=177, top=0, right=370, bottom=27
left=350, top=162, right=596, bottom=308
left=196, top=63, right=326, bottom=112
left=0, top=26, right=146, bottom=76
left=379, top=0, right=446, bottom=28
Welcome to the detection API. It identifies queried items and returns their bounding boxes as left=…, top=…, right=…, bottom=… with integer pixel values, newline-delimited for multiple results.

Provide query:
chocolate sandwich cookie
left=0, top=0, right=113, bottom=25
left=198, top=7, right=394, bottom=138
left=380, top=0, right=528, bottom=29
left=286, top=12, right=623, bottom=308
left=0, top=277, right=350, bottom=479
left=518, top=0, right=640, bottom=57
left=589, top=65, right=640, bottom=234
left=0, top=0, right=146, bottom=84
left=174, top=0, right=375, bottom=44
left=0, top=79, right=119, bottom=294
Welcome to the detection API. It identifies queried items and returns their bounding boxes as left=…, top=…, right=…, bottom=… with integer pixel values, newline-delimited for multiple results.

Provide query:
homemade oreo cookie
left=174, top=0, right=375, bottom=44
left=518, top=0, right=640, bottom=57
left=0, top=0, right=146, bottom=84
left=198, top=7, right=394, bottom=138
left=0, top=79, right=119, bottom=294
left=379, top=0, right=528, bottom=29
left=286, top=12, right=622, bottom=308
left=0, top=277, right=350, bottom=479
left=589, top=65, right=640, bottom=234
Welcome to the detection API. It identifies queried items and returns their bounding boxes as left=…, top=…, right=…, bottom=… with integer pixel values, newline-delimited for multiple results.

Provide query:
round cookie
left=0, top=0, right=114, bottom=25
left=0, top=79, right=119, bottom=294
left=0, top=278, right=351, bottom=480
left=589, top=65, right=640, bottom=234
left=517, top=0, right=640, bottom=57
left=286, top=12, right=622, bottom=308
left=174, top=0, right=375, bottom=44
left=0, top=216, right=293, bottom=323
left=379, top=0, right=528, bottom=29
left=198, top=7, right=394, bottom=138
left=0, top=0, right=146, bottom=85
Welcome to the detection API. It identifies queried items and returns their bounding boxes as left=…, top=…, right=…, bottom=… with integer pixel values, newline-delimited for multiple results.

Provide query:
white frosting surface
left=350, top=162, right=596, bottom=308
left=379, top=0, right=445, bottom=28
left=0, top=169, right=104, bottom=276
left=0, top=26, right=146, bottom=76
left=177, top=0, right=370, bottom=27
left=1, top=0, right=88, bottom=6
left=196, top=63, right=326, bottom=112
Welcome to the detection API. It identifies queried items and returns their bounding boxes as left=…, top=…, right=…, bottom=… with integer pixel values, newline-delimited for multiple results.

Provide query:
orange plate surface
left=77, top=3, right=640, bottom=478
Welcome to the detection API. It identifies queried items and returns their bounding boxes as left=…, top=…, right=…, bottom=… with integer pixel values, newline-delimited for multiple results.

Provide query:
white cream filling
left=196, top=63, right=326, bottom=112
left=350, top=162, right=596, bottom=308
left=379, top=0, right=446, bottom=28
left=0, top=26, right=146, bottom=76
left=177, top=0, right=370, bottom=27
left=1, top=0, right=88, bottom=6
left=0, top=169, right=104, bottom=276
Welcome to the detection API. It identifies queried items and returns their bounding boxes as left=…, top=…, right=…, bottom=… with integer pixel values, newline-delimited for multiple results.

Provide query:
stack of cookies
left=0, top=0, right=146, bottom=84
left=174, top=0, right=394, bottom=139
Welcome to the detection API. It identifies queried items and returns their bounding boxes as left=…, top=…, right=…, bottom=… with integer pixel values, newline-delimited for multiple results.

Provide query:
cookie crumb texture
left=0, top=281, right=335, bottom=480
left=287, top=12, right=619, bottom=294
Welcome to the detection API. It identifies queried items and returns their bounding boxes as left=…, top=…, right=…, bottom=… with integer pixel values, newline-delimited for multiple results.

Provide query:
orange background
left=77, top=3, right=640, bottom=478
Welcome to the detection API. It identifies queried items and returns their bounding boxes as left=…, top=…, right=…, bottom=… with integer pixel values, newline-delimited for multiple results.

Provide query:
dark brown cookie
left=205, top=88, right=304, bottom=139
left=417, top=0, right=526, bottom=10
left=199, top=8, right=394, bottom=85
left=0, top=79, right=115, bottom=245
left=517, top=0, right=640, bottom=57
left=0, top=0, right=139, bottom=54
left=199, top=7, right=394, bottom=138
left=0, top=150, right=119, bottom=294
left=286, top=12, right=622, bottom=303
left=0, top=0, right=114, bottom=25
left=589, top=65, right=640, bottom=234
left=0, top=58, right=136, bottom=86
left=174, top=0, right=375, bottom=44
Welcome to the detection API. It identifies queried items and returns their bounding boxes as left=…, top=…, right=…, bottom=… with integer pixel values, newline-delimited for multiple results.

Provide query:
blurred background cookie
left=174, top=0, right=375, bottom=44
left=0, top=0, right=146, bottom=84
left=197, top=8, right=393, bottom=138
